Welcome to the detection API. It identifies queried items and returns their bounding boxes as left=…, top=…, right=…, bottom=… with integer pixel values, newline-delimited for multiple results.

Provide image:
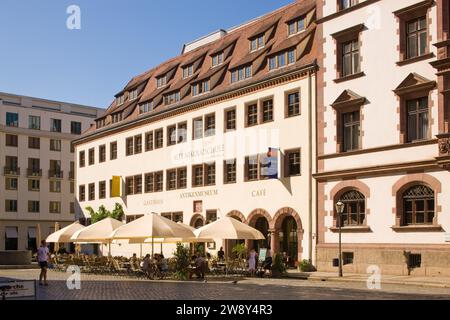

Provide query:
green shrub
left=87, top=203, right=124, bottom=223
left=232, top=243, right=247, bottom=260
left=272, top=253, right=287, bottom=277
left=299, top=259, right=316, bottom=272
left=173, top=243, right=190, bottom=280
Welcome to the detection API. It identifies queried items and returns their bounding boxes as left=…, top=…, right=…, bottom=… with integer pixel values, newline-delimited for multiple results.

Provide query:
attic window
left=116, top=95, right=124, bottom=106
left=96, top=118, right=106, bottom=129
left=129, top=89, right=138, bottom=101
left=231, top=65, right=252, bottom=83
left=338, top=0, right=359, bottom=11
left=112, top=112, right=122, bottom=124
left=139, top=101, right=153, bottom=114
left=269, top=49, right=296, bottom=71
left=157, top=75, right=167, bottom=88
left=250, top=35, right=265, bottom=52
left=182, top=64, right=194, bottom=79
left=192, top=79, right=210, bottom=96
left=164, top=91, right=180, bottom=105
left=212, top=52, right=224, bottom=67
left=288, top=16, right=306, bottom=36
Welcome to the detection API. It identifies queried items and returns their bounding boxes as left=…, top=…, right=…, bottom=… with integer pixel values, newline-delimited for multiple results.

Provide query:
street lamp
left=335, top=201, right=345, bottom=277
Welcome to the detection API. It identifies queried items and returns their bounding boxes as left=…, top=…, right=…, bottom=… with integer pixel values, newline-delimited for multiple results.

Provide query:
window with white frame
left=212, top=52, right=224, bottom=67
left=157, top=75, right=167, bottom=88
left=231, top=65, right=252, bottom=83
left=192, top=79, right=210, bottom=96
left=269, top=49, right=295, bottom=71
left=288, top=16, right=306, bottom=36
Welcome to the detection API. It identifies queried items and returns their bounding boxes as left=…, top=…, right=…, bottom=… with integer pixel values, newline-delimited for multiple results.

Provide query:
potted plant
left=271, top=253, right=287, bottom=277
left=173, top=243, right=190, bottom=280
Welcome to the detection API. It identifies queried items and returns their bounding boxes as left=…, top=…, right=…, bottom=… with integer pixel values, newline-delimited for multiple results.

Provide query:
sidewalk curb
left=287, top=273, right=450, bottom=289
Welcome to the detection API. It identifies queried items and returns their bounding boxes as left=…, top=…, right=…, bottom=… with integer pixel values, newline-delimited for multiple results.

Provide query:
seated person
left=142, top=254, right=151, bottom=276
left=160, top=254, right=168, bottom=272
left=189, top=254, right=208, bottom=279
left=217, top=247, right=225, bottom=261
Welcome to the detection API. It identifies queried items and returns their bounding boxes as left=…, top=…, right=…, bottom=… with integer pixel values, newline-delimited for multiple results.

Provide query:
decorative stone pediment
left=331, top=90, right=366, bottom=110
left=394, top=73, right=436, bottom=96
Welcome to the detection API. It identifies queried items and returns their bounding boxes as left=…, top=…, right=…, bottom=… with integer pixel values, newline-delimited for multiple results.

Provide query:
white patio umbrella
left=194, top=217, right=265, bottom=240
left=46, top=221, right=85, bottom=243
left=109, top=213, right=196, bottom=255
left=71, top=218, right=124, bottom=256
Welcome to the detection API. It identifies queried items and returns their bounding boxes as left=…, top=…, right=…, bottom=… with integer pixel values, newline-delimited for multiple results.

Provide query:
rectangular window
left=192, top=80, right=210, bottom=96
left=250, top=35, right=265, bottom=51
left=88, top=148, right=95, bottom=165
left=79, top=151, right=85, bottom=168
left=406, top=16, right=427, bottom=59
left=288, top=16, right=305, bottom=36
left=110, top=142, right=117, bottom=160
left=126, top=137, right=134, bottom=156
left=177, top=122, right=188, bottom=143
left=285, top=149, right=301, bottom=176
left=205, top=114, right=216, bottom=137
left=167, top=125, right=177, bottom=146
left=140, top=101, right=153, bottom=114
left=342, top=39, right=359, bottom=77
left=205, top=163, right=216, bottom=186
left=5, top=134, right=18, bottom=147
left=49, top=201, right=61, bottom=214
left=134, top=135, right=142, bottom=154
left=167, top=169, right=177, bottom=191
left=129, top=89, right=138, bottom=101
left=70, top=181, right=75, bottom=194
left=88, top=183, right=95, bottom=201
left=286, top=92, right=300, bottom=117
left=247, top=103, right=258, bottom=127
left=157, top=75, right=167, bottom=88
left=6, top=112, right=18, bottom=127
left=193, top=117, right=203, bottom=140
left=116, top=95, right=125, bottom=106
left=145, top=131, right=154, bottom=151
left=5, top=178, right=18, bottom=190
left=50, top=119, right=62, bottom=132
left=155, top=171, right=164, bottom=192
left=70, top=202, right=75, bottom=214
left=5, top=227, right=18, bottom=250
left=339, top=0, right=358, bottom=10
left=192, top=165, right=204, bottom=187
left=206, top=210, right=218, bottom=224
left=79, top=185, right=86, bottom=202
left=28, top=179, right=40, bottom=192
left=28, top=137, right=40, bottom=149
left=164, top=91, right=180, bottom=105
left=29, top=115, right=41, bottom=130
left=212, top=52, right=224, bottom=67
left=246, top=156, right=259, bottom=181
left=49, top=180, right=61, bottom=193
left=134, top=175, right=142, bottom=194
left=112, top=113, right=122, bottom=123
left=28, top=201, right=40, bottom=213
left=99, top=145, right=106, bottom=163
left=231, top=65, right=252, bottom=83
left=407, top=97, right=429, bottom=142
left=183, top=64, right=194, bottom=79
left=269, top=49, right=295, bottom=71
left=125, top=177, right=134, bottom=196
left=261, top=99, right=274, bottom=123
left=144, top=173, right=154, bottom=193
left=50, top=139, right=62, bottom=152
left=177, top=167, right=187, bottom=189
left=155, top=129, right=164, bottom=149
left=99, top=181, right=106, bottom=199
left=5, top=200, right=18, bottom=212
left=5, top=156, right=18, bottom=172
left=225, top=108, right=236, bottom=132
left=342, top=110, right=361, bottom=152
left=224, top=159, right=237, bottom=184
left=161, top=212, right=184, bottom=223
left=71, top=121, right=82, bottom=135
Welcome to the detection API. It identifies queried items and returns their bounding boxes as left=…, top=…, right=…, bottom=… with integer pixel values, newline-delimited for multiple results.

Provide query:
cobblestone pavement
left=1, top=270, right=449, bottom=300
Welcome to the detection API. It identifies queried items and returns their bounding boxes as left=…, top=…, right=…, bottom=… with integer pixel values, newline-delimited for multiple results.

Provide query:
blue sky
left=0, top=0, right=292, bottom=108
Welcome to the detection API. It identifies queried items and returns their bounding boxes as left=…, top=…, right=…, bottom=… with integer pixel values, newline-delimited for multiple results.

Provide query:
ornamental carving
left=439, top=138, right=450, bottom=156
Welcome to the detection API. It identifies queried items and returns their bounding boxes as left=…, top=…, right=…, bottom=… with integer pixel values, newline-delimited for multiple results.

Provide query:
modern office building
left=74, top=0, right=319, bottom=263
left=0, top=92, right=103, bottom=252
left=316, top=0, right=450, bottom=275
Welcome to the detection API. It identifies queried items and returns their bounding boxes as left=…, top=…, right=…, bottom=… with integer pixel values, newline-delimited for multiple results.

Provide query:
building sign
left=252, top=189, right=267, bottom=197
left=0, top=281, right=35, bottom=300
left=180, top=189, right=218, bottom=199
left=143, top=199, right=164, bottom=206
left=260, top=148, right=279, bottom=179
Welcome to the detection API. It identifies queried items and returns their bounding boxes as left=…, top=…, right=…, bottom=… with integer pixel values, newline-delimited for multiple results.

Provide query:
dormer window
left=96, top=118, right=106, bottom=129
left=269, top=49, right=296, bottom=71
left=164, top=91, right=180, bottom=105
left=231, top=65, right=252, bottom=83
left=250, top=35, right=265, bottom=52
left=339, top=0, right=358, bottom=11
left=157, top=75, right=167, bottom=88
left=212, top=52, right=224, bottom=67
left=129, top=89, right=138, bottom=101
left=112, top=112, right=122, bottom=124
left=116, top=95, right=124, bottom=106
left=182, top=64, right=194, bottom=79
left=192, top=80, right=210, bottom=96
left=288, top=16, right=306, bottom=36
left=139, top=101, right=153, bottom=114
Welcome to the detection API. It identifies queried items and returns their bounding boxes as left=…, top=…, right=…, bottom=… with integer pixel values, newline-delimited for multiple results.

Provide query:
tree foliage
left=86, top=203, right=124, bottom=224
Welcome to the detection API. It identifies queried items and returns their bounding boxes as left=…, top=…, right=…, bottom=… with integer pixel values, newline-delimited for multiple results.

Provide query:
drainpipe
left=308, top=69, right=314, bottom=263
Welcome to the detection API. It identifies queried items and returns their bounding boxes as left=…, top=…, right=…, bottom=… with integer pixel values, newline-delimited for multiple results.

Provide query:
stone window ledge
left=391, top=225, right=443, bottom=232
left=396, top=52, right=435, bottom=66
left=333, top=72, right=365, bottom=84
left=329, top=226, right=372, bottom=233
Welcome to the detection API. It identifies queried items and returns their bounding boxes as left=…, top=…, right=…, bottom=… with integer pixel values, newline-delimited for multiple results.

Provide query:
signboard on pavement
left=0, top=280, right=36, bottom=300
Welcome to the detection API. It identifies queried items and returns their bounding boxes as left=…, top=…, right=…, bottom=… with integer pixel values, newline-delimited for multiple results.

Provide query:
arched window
left=337, top=190, right=366, bottom=226
left=402, top=185, right=435, bottom=225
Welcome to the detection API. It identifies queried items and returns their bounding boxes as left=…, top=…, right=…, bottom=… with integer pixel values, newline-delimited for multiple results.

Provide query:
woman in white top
left=37, top=240, right=50, bottom=286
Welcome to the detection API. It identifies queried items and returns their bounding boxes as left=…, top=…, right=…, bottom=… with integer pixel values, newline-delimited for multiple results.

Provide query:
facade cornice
left=316, top=0, right=382, bottom=24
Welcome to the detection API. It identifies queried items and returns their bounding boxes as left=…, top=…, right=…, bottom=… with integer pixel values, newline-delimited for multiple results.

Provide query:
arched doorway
left=279, top=216, right=298, bottom=266
left=253, top=217, right=269, bottom=252
left=272, top=207, right=303, bottom=268
left=190, top=214, right=205, bottom=254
